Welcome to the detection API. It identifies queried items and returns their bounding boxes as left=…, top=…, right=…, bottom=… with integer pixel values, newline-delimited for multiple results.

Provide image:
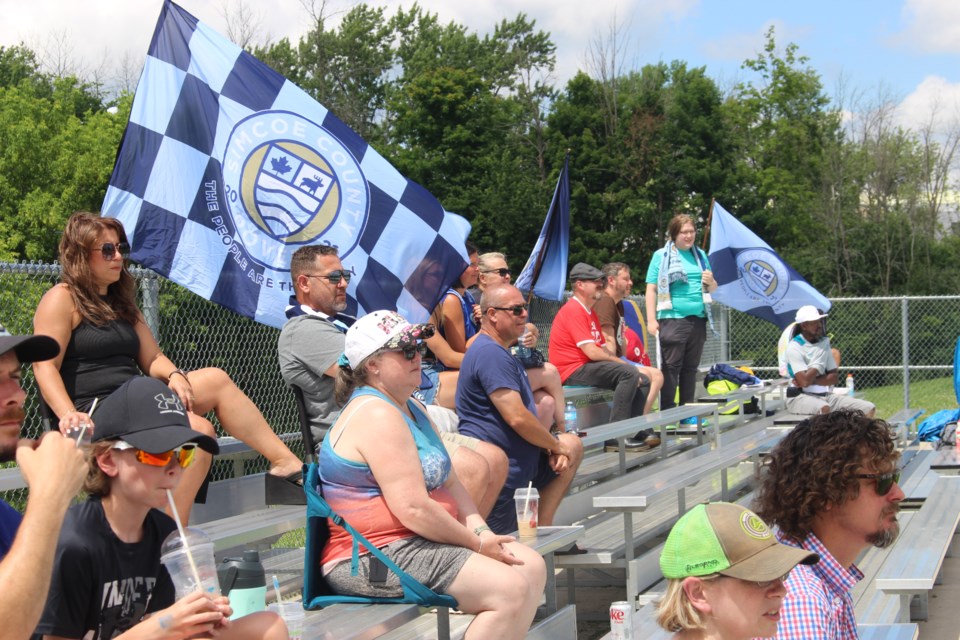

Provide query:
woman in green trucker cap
left=656, top=502, right=819, bottom=639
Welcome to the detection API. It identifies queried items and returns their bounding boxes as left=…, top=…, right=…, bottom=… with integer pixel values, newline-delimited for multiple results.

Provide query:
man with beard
left=548, top=263, right=657, bottom=451
left=784, top=305, right=875, bottom=417
left=278, top=245, right=357, bottom=447
left=753, top=411, right=903, bottom=639
left=0, top=321, right=86, bottom=638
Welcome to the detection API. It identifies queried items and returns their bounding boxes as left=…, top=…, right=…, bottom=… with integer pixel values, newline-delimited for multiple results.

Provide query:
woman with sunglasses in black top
left=32, top=212, right=302, bottom=522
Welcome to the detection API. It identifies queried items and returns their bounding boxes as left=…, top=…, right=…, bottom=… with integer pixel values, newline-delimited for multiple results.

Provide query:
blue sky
left=1, top=0, right=958, bottom=130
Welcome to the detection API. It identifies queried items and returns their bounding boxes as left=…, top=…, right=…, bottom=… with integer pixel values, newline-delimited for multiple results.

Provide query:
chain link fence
left=4, top=260, right=958, bottom=510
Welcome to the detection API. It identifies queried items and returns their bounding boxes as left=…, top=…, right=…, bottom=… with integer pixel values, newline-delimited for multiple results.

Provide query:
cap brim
left=0, top=335, right=59, bottom=363
left=116, top=425, right=219, bottom=455
left=720, top=543, right=819, bottom=582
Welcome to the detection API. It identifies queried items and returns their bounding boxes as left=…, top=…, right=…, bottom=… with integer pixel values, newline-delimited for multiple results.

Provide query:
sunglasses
left=492, top=304, right=528, bottom=317
left=480, top=268, right=511, bottom=278
left=98, top=242, right=130, bottom=260
left=112, top=441, right=197, bottom=468
left=305, top=270, right=352, bottom=285
left=388, top=343, right=428, bottom=360
left=856, top=469, right=901, bottom=495
left=751, top=573, right=789, bottom=589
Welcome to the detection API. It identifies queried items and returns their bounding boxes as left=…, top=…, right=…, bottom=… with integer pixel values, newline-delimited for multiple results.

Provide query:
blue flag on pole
left=102, top=0, right=469, bottom=328
left=514, top=154, right=570, bottom=301
left=708, top=201, right=830, bottom=329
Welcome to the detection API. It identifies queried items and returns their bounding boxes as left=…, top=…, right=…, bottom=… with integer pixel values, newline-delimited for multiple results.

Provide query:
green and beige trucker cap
left=660, top=502, right=819, bottom=581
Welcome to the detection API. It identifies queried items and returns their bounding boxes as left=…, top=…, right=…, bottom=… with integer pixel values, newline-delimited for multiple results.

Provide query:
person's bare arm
left=644, top=283, right=659, bottom=335
left=579, top=341, right=622, bottom=364
left=32, top=285, right=89, bottom=431
left=3, top=433, right=86, bottom=640
left=599, top=326, right=617, bottom=357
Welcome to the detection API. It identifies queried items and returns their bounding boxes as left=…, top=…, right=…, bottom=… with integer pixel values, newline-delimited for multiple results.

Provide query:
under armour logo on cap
left=154, top=392, right=185, bottom=415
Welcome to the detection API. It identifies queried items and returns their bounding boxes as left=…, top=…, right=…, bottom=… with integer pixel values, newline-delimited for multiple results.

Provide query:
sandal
left=264, top=470, right=305, bottom=505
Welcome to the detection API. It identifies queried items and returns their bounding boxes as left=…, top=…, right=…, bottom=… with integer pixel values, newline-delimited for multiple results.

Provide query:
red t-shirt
left=548, top=297, right=606, bottom=381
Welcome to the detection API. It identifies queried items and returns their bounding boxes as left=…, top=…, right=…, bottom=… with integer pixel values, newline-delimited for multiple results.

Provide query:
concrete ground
left=564, top=555, right=960, bottom=639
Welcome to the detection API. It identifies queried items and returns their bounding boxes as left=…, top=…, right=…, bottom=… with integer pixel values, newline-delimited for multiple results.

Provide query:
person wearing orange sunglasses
left=35, top=377, right=289, bottom=640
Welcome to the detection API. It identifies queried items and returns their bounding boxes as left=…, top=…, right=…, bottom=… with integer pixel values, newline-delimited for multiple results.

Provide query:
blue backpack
left=301, top=462, right=458, bottom=610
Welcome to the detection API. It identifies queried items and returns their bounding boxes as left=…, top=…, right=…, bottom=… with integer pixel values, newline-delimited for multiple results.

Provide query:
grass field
left=864, top=375, right=955, bottom=421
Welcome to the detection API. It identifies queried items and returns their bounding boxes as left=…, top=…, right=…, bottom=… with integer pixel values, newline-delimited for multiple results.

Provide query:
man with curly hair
left=752, top=410, right=904, bottom=639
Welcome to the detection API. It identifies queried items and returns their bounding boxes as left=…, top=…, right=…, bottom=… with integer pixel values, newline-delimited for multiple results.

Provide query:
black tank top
left=60, top=320, right=141, bottom=412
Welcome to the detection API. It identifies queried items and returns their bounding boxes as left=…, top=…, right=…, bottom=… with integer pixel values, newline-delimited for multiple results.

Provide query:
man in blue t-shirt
left=457, top=284, right=584, bottom=534
left=0, top=320, right=86, bottom=639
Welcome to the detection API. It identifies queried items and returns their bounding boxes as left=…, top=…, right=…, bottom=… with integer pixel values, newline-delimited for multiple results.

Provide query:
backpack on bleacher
left=917, top=409, right=960, bottom=447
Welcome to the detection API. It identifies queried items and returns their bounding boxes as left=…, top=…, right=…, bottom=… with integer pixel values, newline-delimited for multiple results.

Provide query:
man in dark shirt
left=457, top=284, right=583, bottom=534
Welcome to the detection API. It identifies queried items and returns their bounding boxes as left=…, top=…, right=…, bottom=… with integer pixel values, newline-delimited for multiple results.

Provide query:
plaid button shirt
left=766, top=531, right=863, bottom=639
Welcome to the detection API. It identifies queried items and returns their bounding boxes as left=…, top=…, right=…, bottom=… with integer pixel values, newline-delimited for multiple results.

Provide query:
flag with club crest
left=514, top=154, right=570, bottom=301
left=102, top=0, right=470, bottom=328
left=708, top=201, right=830, bottom=329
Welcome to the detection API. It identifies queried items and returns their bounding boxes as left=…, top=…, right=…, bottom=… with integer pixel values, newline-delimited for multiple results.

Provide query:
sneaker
left=635, top=429, right=661, bottom=448
left=679, top=417, right=709, bottom=427
left=603, top=437, right=651, bottom=453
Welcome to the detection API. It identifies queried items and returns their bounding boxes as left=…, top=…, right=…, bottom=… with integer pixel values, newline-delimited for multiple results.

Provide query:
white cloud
left=895, top=0, right=960, bottom=53
left=895, top=75, right=960, bottom=131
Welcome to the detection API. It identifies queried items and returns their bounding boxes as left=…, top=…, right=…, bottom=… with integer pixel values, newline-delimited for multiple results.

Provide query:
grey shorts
left=440, top=431, right=481, bottom=457
left=324, top=536, right=473, bottom=598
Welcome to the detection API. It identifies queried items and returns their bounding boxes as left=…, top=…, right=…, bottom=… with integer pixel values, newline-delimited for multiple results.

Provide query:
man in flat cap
left=548, top=263, right=658, bottom=451
left=0, top=321, right=86, bottom=639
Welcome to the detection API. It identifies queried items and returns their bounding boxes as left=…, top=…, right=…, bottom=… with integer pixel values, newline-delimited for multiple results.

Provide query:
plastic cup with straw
left=71, top=397, right=97, bottom=448
left=166, top=489, right=203, bottom=590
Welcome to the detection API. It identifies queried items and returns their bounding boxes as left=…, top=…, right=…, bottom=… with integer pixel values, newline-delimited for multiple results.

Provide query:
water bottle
left=564, top=401, right=578, bottom=433
left=845, top=374, right=855, bottom=394
left=516, top=326, right=531, bottom=359
left=217, top=550, right=266, bottom=619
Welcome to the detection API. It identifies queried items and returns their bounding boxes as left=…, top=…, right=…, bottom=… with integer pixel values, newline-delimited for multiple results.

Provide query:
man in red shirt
left=548, top=263, right=658, bottom=451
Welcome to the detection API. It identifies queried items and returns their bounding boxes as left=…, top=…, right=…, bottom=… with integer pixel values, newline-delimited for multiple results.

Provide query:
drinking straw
left=166, top=489, right=202, bottom=590
left=73, top=397, right=99, bottom=448
left=521, top=480, right=534, bottom=521
left=272, top=574, right=283, bottom=606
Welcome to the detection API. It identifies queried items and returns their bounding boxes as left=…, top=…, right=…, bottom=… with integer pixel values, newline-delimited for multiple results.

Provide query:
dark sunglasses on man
left=99, top=242, right=131, bottom=260
left=492, top=304, right=528, bottom=317
left=856, top=469, right=901, bottom=496
left=305, top=270, right=352, bottom=285
left=480, top=268, right=510, bottom=278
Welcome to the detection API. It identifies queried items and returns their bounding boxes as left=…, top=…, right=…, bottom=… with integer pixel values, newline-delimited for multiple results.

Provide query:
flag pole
left=525, top=149, right=571, bottom=305
left=701, top=197, right=716, bottom=251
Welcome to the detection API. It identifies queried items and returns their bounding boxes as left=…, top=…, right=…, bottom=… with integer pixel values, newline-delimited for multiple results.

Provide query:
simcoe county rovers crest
left=222, top=111, right=370, bottom=270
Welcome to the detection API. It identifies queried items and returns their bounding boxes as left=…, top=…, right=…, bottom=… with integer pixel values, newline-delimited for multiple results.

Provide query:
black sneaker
left=634, top=429, right=661, bottom=448
left=603, top=436, right=660, bottom=453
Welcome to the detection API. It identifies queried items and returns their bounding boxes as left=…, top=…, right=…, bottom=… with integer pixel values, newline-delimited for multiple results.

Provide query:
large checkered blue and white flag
left=103, top=0, right=470, bottom=328
left=708, top=201, right=830, bottom=329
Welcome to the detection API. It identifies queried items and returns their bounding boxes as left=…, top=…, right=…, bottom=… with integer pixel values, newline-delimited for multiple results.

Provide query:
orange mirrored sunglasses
left=112, top=441, right=197, bottom=468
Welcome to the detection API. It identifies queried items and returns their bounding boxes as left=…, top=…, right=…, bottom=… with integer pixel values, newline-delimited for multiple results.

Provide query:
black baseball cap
left=0, top=320, right=59, bottom=363
left=91, top=377, right=219, bottom=454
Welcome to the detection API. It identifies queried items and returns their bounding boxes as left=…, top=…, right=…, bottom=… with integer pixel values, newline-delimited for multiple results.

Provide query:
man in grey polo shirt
left=784, top=305, right=875, bottom=417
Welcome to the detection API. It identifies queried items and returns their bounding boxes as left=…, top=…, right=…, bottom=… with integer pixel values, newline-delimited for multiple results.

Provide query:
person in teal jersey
left=645, top=214, right=717, bottom=413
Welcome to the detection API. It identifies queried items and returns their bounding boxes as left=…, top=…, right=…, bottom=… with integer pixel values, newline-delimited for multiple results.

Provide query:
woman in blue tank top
left=321, top=310, right=546, bottom=640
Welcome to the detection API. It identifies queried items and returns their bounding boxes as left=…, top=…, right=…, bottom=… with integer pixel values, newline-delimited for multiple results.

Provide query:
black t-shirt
left=35, top=498, right=177, bottom=639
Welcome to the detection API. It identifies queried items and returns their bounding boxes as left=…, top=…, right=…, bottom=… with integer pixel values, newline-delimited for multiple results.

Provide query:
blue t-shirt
left=0, top=499, right=22, bottom=559
left=456, top=333, right=540, bottom=488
